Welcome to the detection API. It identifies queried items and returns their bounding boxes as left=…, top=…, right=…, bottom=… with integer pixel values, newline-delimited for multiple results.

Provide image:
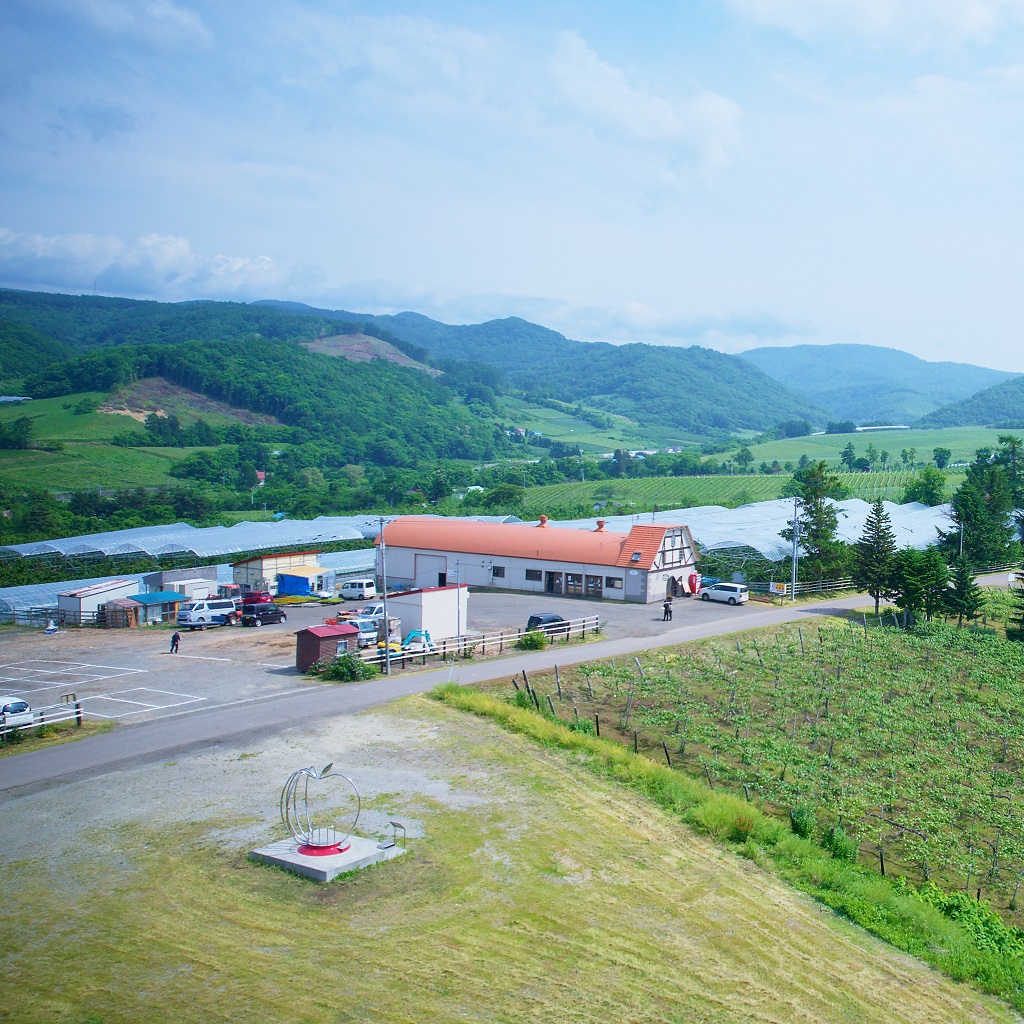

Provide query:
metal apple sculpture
left=280, top=763, right=361, bottom=856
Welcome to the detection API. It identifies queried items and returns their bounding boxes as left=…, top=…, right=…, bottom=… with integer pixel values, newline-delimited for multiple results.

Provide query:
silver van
left=339, top=579, right=377, bottom=601
left=700, top=583, right=749, bottom=606
left=177, top=598, right=239, bottom=628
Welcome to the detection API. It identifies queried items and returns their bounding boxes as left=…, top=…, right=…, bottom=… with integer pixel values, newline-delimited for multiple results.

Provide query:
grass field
left=0, top=443, right=218, bottom=490
left=742, top=427, right=1008, bottom=467
left=525, top=469, right=965, bottom=514
left=0, top=697, right=1013, bottom=1024
left=0, top=393, right=132, bottom=443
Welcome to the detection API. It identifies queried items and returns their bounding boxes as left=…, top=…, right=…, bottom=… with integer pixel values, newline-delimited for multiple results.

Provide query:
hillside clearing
left=99, top=377, right=283, bottom=426
left=0, top=698, right=1013, bottom=1024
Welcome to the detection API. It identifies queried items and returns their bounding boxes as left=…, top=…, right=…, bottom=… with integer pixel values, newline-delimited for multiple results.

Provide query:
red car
left=241, top=591, right=275, bottom=604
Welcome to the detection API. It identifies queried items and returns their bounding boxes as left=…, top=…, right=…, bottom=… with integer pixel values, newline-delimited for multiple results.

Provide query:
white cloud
left=62, top=0, right=212, bottom=48
left=726, top=0, right=1024, bottom=47
left=550, top=32, right=741, bottom=166
left=0, top=228, right=293, bottom=298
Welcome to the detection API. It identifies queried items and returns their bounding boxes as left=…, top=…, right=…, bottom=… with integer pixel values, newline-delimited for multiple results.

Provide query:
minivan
left=339, top=579, right=377, bottom=601
left=240, top=603, right=287, bottom=627
left=177, top=598, right=239, bottom=628
left=700, top=583, right=749, bottom=606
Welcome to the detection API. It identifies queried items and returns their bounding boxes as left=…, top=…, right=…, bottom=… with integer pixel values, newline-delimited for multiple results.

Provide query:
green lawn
left=0, top=392, right=132, bottom=442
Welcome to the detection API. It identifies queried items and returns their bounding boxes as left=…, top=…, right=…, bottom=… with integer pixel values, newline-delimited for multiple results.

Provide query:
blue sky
left=2, top=1, right=1023, bottom=370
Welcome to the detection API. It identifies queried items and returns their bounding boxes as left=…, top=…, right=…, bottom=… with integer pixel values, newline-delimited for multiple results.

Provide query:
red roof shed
left=295, top=622, right=360, bottom=673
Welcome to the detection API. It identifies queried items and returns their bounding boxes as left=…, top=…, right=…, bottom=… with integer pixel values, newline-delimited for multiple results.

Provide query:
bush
left=789, top=803, right=817, bottom=839
left=821, top=823, right=859, bottom=862
left=308, top=653, right=376, bottom=682
left=518, top=629, right=547, bottom=650
left=567, top=716, right=596, bottom=736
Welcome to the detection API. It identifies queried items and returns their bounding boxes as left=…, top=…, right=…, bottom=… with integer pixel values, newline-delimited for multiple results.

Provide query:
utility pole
left=790, top=494, right=800, bottom=603
left=379, top=516, right=391, bottom=676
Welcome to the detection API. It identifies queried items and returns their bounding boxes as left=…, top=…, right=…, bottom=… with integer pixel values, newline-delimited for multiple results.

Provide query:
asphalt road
left=1, top=590, right=880, bottom=793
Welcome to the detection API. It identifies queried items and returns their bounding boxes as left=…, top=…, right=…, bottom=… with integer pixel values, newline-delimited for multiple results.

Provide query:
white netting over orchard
left=550, top=499, right=952, bottom=562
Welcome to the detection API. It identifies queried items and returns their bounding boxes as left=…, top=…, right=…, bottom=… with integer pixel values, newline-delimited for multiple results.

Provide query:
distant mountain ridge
left=917, top=374, right=1024, bottom=428
left=256, top=301, right=824, bottom=436
left=739, top=343, right=1014, bottom=424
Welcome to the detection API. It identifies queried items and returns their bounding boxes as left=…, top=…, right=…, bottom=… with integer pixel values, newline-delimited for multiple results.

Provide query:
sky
left=2, top=1, right=1024, bottom=371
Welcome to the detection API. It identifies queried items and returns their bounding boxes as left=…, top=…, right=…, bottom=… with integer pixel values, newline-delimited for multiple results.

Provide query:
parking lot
left=0, top=590, right=755, bottom=726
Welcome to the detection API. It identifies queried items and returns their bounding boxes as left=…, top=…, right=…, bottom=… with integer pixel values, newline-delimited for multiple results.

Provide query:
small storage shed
left=295, top=623, right=360, bottom=673
left=386, top=585, right=468, bottom=641
left=126, top=590, right=187, bottom=625
left=58, top=579, right=140, bottom=625
left=105, top=597, right=143, bottom=628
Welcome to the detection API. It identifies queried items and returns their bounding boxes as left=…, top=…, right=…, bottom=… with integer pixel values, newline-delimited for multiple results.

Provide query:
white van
left=348, top=617, right=380, bottom=647
left=700, top=583, right=749, bottom=606
left=177, top=598, right=239, bottom=629
left=339, top=579, right=377, bottom=601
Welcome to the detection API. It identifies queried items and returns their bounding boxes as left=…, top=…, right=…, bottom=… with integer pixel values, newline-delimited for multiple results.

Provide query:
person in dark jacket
left=170, top=631, right=180, bottom=654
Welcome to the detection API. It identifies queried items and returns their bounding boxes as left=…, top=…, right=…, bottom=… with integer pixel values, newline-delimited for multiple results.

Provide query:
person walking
left=662, top=598, right=672, bottom=621
left=170, top=631, right=180, bottom=654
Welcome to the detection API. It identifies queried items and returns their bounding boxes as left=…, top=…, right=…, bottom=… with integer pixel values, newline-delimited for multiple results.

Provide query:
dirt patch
left=302, top=334, right=440, bottom=375
left=98, top=377, right=282, bottom=426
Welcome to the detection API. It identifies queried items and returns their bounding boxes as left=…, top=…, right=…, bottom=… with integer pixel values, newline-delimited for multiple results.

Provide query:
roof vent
left=537, top=515, right=548, bottom=528
left=595, top=520, right=606, bottom=532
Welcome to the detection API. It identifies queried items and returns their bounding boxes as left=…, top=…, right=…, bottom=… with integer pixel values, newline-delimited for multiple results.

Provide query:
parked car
left=177, top=598, right=239, bottom=629
left=0, top=697, right=34, bottom=729
left=241, top=591, right=275, bottom=604
left=701, top=583, right=749, bottom=606
left=349, top=617, right=381, bottom=647
left=338, top=579, right=377, bottom=601
left=240, top=603, right=288, bottom=627
left=525, top=612, right=571, bottom=636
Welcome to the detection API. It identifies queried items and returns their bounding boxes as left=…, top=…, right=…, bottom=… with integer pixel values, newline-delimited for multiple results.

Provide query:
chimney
left=537, top=515, right=548, bottom=527
left=595, top=520, right=606, bottom=532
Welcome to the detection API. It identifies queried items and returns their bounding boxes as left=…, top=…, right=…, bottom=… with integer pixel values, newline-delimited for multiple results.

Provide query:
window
left=605, top=576, right=623, bottom=589
left=585, top=575, right=603, bottom=597
left=525, top=568, right=542, bottom=582
left=492, top=565, right=505, bottom=578
left=565, top=573, right=583, bottom=596
left=630, top=551, right=642, bottom=562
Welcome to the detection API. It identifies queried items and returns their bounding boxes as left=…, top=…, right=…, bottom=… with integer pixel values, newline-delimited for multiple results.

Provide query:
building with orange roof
left=377, top=516, right=698, bottom=604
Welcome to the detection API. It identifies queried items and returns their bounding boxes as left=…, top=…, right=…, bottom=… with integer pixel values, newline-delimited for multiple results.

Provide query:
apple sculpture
left=279, top=763, right=361, bottom=856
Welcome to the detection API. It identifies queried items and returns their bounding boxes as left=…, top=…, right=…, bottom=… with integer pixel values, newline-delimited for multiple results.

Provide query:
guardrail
left=361, top=615, right=602, bottom=671
left=748, top=578, right=855, bottom=597
left=0, top=696, right=84, bottom=741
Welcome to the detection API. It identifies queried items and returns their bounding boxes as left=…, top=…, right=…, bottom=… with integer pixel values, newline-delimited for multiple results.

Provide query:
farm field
left=0, top=392, right=132, bottom=443
left=525, top=470, right=964, bottom=514
left=494, top=617, right=1024, bottom=925
left=0, top=443, right=216, bottom=491
left=0, top=698, right=1013, bottom=1024
left=742, top=427, right=1006, bottom=467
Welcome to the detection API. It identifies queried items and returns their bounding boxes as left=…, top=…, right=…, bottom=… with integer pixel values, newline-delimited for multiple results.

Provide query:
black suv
left=525, top=612, right=570, bottom=636
left=241, top=603, right=288, bottom=627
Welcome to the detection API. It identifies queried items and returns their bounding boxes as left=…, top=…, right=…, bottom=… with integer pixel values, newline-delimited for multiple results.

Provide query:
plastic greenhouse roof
left=548, top=499, right=952, bottom=562
left=0, top=573, right=147, bottom=614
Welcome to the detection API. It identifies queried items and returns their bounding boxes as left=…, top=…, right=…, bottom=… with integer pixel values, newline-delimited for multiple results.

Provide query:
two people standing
left=662, top=596, right=673, bottom=621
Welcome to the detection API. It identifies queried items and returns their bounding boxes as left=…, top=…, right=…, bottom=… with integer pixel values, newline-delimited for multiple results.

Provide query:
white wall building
left=378, top=516, right=698, bottom=604
left=385, top=584, right=468, bottom=641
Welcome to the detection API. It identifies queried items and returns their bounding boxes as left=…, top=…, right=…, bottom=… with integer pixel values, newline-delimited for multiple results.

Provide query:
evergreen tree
left=1007, top=584, right=1024, bottom=643
left=940, top=454, right=1017, bottom=567
left=944, top=558, right=983, bottom=627
left=853, top=499, right=897, bottom=614
left=780, top=461, right=849, bottom=581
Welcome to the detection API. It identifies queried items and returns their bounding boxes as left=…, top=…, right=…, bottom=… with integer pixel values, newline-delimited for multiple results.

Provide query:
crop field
left=743, top=427, right=1007, bottom=467
left=525, top=469, right=963, bottom=514
left=501, top=619, right=1024, bottom=923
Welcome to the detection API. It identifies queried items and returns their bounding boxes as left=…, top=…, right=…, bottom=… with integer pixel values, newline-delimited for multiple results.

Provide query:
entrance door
left=438, top=572, right=447, bottom=587
left=545, top=571, right=563, bottom=594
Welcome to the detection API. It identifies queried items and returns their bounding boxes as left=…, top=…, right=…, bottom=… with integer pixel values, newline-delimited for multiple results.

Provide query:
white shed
left=58, top=579, right=141, bottom=625
left=386, top=585, right=468, bottom=641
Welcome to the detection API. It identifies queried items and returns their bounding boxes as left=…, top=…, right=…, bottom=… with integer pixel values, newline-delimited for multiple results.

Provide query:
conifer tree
left=1007, top=584, right=1024, bottom=643
left=944, top=558, right=983, bottom=627
left=853, top=499, right=897, bottom=614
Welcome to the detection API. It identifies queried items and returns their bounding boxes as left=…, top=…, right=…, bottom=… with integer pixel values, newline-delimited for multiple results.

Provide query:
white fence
left=361, top=615, right=603, bottom=671
left=0, top=695, right=84, bottom=741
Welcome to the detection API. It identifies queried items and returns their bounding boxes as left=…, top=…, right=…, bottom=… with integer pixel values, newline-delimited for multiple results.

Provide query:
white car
left=701, top=583, right=749, bottom=606
left=1, top=697, right=34, bottom=729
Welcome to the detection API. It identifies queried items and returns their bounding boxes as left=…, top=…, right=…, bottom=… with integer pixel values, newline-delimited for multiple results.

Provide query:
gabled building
left=377, top=516, right=698, bottom=604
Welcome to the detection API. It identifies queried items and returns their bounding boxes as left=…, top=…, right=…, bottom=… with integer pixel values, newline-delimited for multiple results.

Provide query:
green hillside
left=739, top=343, right=1014, bottom=424
left=0, top=320, right=73, bottom=383
left=918, top=375, right=1024, bottom=428
left=259, top=303, right=825, bottom=436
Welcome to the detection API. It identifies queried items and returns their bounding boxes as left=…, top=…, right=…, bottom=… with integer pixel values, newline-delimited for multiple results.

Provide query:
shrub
left=518, top=630, right=547, bottom=650
left=308, top=654, right=376, bottom=682
left=789, top=802, right=817, bottom=839
left=566, top=716, right=596, bottom=736
left=821, top=823, right=859, bottom=862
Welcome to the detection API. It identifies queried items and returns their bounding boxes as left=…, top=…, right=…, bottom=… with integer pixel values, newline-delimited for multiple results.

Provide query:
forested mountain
left=0, top=321, right=73, bottom=382
left=917, top=375, right=1024, bottom=428
left=23, top=338, right=506, bottom=467
left=739, top=344, right=1013, bottom=424
left=258, top=302, right=824, bottom=435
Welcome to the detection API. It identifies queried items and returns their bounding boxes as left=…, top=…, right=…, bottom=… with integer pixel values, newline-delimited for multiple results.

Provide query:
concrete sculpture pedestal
left=250, top=835, right=406, bottom=882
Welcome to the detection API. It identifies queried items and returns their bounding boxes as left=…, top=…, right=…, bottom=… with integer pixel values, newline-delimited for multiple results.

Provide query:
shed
left=295, top=623, right=360, bottom=673
left=233, top=550, right=324, bottom=594
left=126, top=590, right=187, bottom=625
left=385, top=585, right=468, bottom=641
left=105, top=597, right=143, bottom=628
left=58, top=579, right=140, bottom=625
left=143, top=566, right=218, bottom=599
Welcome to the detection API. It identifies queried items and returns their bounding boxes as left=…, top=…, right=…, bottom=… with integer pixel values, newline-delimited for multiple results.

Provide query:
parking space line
left=173, top=655, right=232, bottom=662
